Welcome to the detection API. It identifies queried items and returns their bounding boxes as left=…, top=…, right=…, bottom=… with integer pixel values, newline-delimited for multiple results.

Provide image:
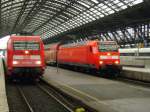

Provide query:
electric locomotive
left=58, top=40, right=121, bottom=76
left=5, top=35, right=45, bottom=80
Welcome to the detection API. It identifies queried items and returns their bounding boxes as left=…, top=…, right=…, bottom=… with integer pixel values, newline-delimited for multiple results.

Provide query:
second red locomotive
left=5, top=35, right=45, bottom=80
left=45, top=40, right=121, bottom=77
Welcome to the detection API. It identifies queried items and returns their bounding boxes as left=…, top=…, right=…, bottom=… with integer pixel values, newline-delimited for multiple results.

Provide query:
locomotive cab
left=97, top=41, right=121, bottom=75
left=98, top=41, right=119, bottom=65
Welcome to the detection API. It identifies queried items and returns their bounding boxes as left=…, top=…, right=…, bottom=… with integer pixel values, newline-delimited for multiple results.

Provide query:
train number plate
left=107, top=56, right=112, bottom=59
left=100, top=56, right=118, bottom=59
left=22, top=61, right=33, bottom=64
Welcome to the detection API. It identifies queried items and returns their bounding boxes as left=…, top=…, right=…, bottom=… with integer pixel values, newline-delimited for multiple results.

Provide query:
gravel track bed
left=6, top=80, right=96, bottom=112
left=21, top=84, right=70, bottom=112
left=6, top=83, right=30, bottom=112
left=6, top=82, right=71, bottom=112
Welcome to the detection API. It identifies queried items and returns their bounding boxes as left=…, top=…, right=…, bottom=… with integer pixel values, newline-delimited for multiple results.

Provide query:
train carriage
left=44, top=43, right=60, bottom=65
left=6, top=35, right=45, bottom=80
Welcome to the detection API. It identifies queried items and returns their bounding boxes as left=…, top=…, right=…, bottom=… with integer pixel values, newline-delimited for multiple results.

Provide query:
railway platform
left=43, top=66, right=150, bottom=112
left=0, top=58, right=9, bottom=112
left=122, top=67, right=150, bottom=82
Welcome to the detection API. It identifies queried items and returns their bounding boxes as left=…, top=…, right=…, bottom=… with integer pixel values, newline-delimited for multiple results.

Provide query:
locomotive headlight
left=25, top=50, right=29, bottom=54
left=36, top=61, right=41, bottom=64
left=107, top=53, right=111, bottom=56
left=115, top=61, right=119, bottom=64
left=99, top=61, right=103, bottom=65
left=13, top=61, right=18, bottom=64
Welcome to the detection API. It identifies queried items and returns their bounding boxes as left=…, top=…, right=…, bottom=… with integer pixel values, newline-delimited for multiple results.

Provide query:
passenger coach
left=5, top=35, right=45, bottom=80
left=44, top=43, right=60, bottom=65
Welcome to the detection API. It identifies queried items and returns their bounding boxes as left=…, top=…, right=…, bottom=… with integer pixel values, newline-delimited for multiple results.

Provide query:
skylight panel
left=78, top=1, right=90, bottom=8
left=133, top=0, right=143, bottom=5
left=117, top=2, right=124, bottom=7
left=121, top=5, right=127, bottom=9
left=91, top=0, right=99, bottom=4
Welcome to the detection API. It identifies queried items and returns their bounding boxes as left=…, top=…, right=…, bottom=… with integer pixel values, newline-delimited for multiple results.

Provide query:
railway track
left=17, top=83, right=73, bottom=112
left=6, top=81, right=95, bottom=112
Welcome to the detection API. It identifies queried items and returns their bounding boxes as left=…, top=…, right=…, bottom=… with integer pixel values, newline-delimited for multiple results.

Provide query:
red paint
left=58, top=41, right=120, bottom=70
left=45, top=40, right=121, bottom=76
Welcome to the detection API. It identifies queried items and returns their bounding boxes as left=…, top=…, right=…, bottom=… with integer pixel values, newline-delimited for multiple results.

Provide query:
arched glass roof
left=0, top=0, right=143, bottom=40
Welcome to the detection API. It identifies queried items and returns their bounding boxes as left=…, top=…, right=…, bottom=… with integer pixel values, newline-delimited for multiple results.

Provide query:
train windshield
left=13, top=41, right=40, bottom=50
left=99, top=42, right=118, bottom=52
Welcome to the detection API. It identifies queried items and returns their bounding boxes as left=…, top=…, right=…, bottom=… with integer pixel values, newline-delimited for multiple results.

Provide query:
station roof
left=0, top=0, right=146, bottom=44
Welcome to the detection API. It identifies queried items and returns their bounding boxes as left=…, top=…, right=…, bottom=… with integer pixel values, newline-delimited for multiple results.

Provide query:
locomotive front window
left=13, top=41, right=40, bottom=50
left=99, top=42, right=118, bottom=52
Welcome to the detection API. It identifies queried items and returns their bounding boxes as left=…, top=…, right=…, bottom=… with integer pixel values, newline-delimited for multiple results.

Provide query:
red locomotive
left=5, top=35, right=45, bottom=80
left=45, top=40, right=121, bottom=76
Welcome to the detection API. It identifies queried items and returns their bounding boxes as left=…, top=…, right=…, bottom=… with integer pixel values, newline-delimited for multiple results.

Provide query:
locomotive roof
left=61, top=40, right=97, bottom=48
left=61, top=40, right=117, bottom=48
